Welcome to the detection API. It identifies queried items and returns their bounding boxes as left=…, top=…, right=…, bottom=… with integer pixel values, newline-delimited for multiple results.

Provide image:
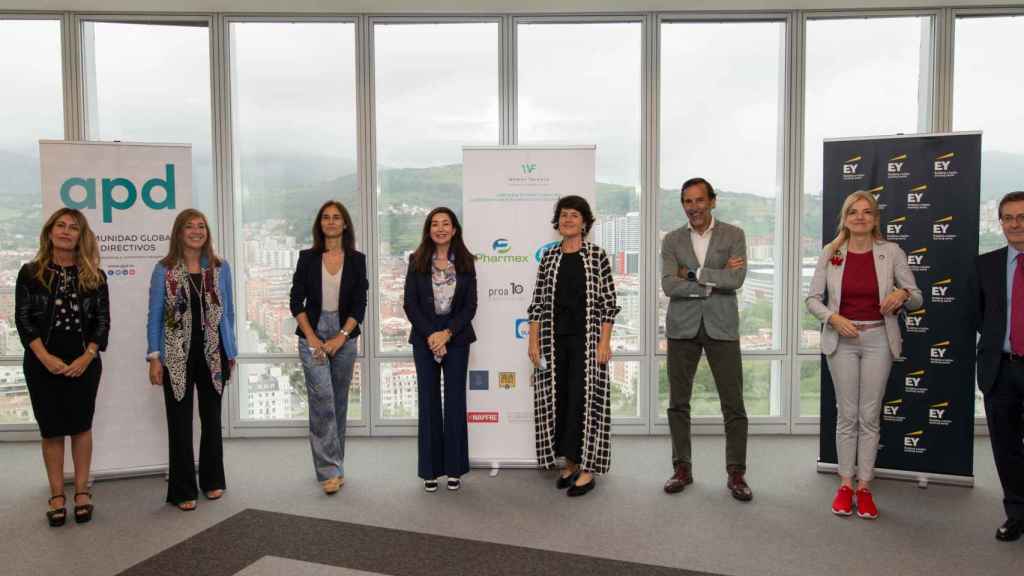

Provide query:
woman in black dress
left=15, top=208, right=109, bottom=526
left=527, top=196, right=618, bottom=497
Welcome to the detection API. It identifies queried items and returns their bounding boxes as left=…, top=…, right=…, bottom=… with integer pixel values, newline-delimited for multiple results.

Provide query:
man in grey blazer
left=661, top=177, right=752, bottom=501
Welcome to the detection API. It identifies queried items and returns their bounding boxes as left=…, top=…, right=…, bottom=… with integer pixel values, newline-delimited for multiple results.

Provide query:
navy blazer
left=969, top=247, right=1008, bottom=395
left=289, top=249, right=368, bottom=340
left=403, top=260, right=477, bottom=348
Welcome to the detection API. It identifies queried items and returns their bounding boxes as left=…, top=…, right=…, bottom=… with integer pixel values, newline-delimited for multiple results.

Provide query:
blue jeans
left=298, top=311, right=357, bottom=481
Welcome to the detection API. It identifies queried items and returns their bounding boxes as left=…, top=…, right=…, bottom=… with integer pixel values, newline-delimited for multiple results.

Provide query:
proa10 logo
left=60, top=164, right=177, bottom=223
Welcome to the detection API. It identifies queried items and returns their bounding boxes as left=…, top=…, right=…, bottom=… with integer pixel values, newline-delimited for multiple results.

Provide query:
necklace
left=187, top=270, right=205, bottom=327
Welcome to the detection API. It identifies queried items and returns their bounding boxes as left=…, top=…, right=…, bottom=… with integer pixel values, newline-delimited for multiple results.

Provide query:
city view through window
left=1, top=14, right=1020, bottom=429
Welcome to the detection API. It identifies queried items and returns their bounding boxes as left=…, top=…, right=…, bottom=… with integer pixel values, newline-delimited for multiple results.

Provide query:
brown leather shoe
left=664, top=464, right=693, bottom=494
left=727, top=471, right=753, bottom=502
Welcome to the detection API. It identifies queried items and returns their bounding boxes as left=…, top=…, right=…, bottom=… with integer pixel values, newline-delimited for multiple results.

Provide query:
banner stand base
left=64, top=464, right=168, bottom=484
left=816, top=462, right=974, bottom=488
left=470, top=458, right=538, bottom=470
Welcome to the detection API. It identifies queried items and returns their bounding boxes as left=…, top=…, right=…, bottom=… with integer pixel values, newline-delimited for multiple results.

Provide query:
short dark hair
left=680, top=177, right=716, bottom=202
left=998, top=191, right=1024, bottom=218
left=550, top=195, right=595, bottom=237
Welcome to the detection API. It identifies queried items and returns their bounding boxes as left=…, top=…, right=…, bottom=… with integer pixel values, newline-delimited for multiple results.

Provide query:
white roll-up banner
left=462, top=145, right=595, bottom=468
left=40, top=140, right=191, bottom=479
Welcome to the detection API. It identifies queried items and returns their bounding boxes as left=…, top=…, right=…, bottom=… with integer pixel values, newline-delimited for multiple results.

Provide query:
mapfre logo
left=934, top=152, right=958, bottom=178
left=887, top=154, right=910, bottom=179
left=904, top=369, right=927, bottom=394
left=842, top=155, right=865, bottom=181
left=933, top=216, right=956, bottom=241
left=928, top=401, right=952, bottom=426
left=904, top=430, right=926, bottom=454
left=886, top=216, right=909, bottom=241
left=906, top=247, right=929, bottom=272
left=904, top=309, right=928, bottom=334
left=882, top=399, right=906, bottom=423
left=906, top=184, right=930, bottom=210
left=467, top=411, right=499, bottom=423
left=931, top=278, right=954, bottom=304
left=930, top=340, right=953, bottom=365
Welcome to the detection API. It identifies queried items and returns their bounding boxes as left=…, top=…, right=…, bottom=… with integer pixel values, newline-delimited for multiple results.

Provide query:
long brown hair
left=32, top=208, right=105, bottom=291
left=311, top=200, right=355, bottom=255
left=410, top=207, right=475, bottom=275
left=159, top=209, right=221, bottom=269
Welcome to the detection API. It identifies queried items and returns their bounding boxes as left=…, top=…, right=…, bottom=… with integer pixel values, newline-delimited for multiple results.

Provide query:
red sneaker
left=855, top=488, right=878, bottom=519
left=831, top=486, right=853, bottom=516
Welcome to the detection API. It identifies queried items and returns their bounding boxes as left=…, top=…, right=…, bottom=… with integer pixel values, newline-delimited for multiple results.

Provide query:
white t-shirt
left=321, top=260, right=342, bottom=312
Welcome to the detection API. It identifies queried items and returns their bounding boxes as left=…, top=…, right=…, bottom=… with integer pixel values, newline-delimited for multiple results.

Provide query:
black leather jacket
left=15, top=262, right=110, bottom=351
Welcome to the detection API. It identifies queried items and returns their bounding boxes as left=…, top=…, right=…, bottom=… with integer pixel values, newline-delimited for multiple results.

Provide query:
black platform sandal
left=47, top=494, right=67, bottom=527
left=73, top=491, right=94, bottom=524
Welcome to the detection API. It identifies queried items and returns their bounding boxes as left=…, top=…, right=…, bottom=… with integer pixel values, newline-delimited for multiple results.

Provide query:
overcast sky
left=1, top=16, right=1021, bottom=199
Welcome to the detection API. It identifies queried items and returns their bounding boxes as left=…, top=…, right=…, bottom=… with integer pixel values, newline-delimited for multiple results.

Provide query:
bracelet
left=339, top=328, right=350, bottom=337
left=85, top=348, right=97, bottom=357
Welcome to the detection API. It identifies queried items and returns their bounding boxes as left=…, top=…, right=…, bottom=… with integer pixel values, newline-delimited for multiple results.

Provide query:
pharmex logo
left=492, top=238, right=511, bottom=254
left=535, top=240, right=560, bottom=262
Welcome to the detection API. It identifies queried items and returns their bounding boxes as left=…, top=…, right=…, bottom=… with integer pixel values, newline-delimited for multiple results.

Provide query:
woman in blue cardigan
left=146, top=209, right=237, bottom=511
left=403, top=207, right=477, bottom=492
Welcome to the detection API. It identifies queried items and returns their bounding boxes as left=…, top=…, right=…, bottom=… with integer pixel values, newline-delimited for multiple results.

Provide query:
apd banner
left=40, top=141, right=191, bottom=478
left=462, top=145, right=595, bottom=467
left=818, top=132, right=980, bottom=483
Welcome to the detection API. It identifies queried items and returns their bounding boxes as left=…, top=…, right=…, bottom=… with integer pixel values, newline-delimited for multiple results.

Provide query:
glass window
left=658, top=21, right=786, bottom=353
left=83, top=21, right=216, bottom=223
left=801, top=16, right=933, bottom=351
left=238, top=360, right=362, bottom=421
left=658, top=357, right=778, bottom=417
left=518, top=21, right=642, bottom=354
left=374, top=22, right=499, bottom=358
left=798, top=357, right=822, bottom=417
left=953, top=14, right=1024, bottom=417
left=609, top=360, right=641, bottom=418
left=378, top=360, right=418, bottom=419
left=0, top=19, right=63, bottom=425
left=229, top=22, right=359, bottom=359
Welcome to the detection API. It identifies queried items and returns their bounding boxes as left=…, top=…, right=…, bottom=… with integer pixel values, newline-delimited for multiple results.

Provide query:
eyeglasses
left=1000, top=214, right=1024, bottom=226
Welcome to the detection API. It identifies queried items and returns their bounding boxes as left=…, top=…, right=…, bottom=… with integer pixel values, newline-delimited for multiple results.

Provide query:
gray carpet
left=116, top=508, right=723, bottom=575
left=1, top=435, right=1022, bottom=576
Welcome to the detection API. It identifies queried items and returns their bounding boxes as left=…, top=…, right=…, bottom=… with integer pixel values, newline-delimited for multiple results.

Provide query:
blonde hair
left=160, top=209, right=221, bottom=269
left=32, top=208, right=104, bottom=292
left=828, top=190, right=883, bottom=253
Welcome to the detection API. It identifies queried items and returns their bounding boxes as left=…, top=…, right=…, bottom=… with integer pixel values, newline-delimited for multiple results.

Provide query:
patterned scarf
left=163, top=261, right=225, bottom=402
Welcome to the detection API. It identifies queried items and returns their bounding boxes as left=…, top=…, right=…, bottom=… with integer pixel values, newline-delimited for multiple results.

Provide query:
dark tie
left=1012, top=255, right=1024, bottom=356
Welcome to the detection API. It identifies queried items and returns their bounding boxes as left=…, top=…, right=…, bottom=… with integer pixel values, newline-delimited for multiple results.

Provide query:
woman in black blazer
left=403, top=207, right=477, bottom=492
left=289, top=200, right=368, bottom=495
left=15, top=208, right=109, bottom=526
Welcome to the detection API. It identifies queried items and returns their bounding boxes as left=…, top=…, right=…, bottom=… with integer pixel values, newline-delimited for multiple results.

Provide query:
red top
left=839, top=250, right=883, bottom=321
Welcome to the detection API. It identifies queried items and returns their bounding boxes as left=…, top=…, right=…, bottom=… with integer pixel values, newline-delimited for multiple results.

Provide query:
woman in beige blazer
left=806, top=190, right=922, bottom=520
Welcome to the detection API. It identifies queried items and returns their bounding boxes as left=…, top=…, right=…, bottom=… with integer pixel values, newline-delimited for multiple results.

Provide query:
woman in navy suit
left=289, top=200, right=368, bottom=495
left=403, top=207, right=477, bottom=492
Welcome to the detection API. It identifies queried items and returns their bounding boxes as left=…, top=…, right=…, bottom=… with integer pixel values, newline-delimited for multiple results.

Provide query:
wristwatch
left=339, top=328, right=350, bottom=337
left=687, top=269, right=697, bottom=281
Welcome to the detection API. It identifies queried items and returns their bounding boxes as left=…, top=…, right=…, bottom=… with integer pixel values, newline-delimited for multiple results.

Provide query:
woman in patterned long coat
left=528, top=195, right=619, bottom=497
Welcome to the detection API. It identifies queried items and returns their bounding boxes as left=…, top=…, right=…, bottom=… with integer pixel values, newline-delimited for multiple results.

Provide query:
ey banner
left=818, top=132, right=980, bottom=484
left=462, top=145, right=595, bottom=468
left=40, top=140, right=191, bottom=478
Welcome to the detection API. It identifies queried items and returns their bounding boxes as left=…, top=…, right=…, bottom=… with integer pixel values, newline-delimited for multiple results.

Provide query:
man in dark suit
left=660, top=177, right=751, bottom=501
left=970, top=190, right=1024, bottom=542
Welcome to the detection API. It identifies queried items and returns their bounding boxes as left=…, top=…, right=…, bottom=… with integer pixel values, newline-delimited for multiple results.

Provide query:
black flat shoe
left=73, top=491, right=94, bottom=524
left=996, top=518, right=1023, bottom=542
left=567, top=477, right=595, bottom=497
left=556, top=470, right=579, bottom=490
left=47, top=495, right=66, bottom=527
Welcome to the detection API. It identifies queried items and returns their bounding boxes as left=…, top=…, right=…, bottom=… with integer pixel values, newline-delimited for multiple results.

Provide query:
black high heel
left=73, top=491, right=94, bottom=523
left=47, top=494, right=67, bottom=527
